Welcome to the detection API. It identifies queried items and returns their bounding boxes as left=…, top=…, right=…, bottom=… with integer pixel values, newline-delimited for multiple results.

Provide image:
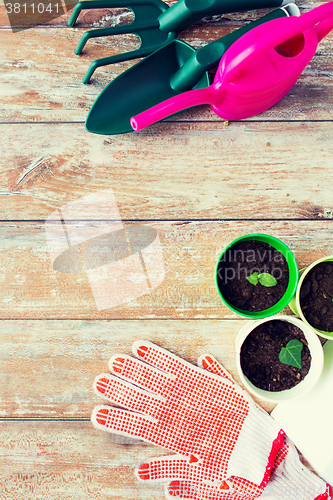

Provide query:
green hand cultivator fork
left=69, top=0, right=292, bottom=82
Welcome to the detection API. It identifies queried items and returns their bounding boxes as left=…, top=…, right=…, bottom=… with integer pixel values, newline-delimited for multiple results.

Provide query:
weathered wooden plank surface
left=1, top=220, right=333, bottom=319
left=1, top=318, right=276, bottom=418
left=1, top=2, right=333, bottom=122
left=1, top=122, right=333, bottom=221
left=1, top=0, right=333, bottom=497
left=0, top=418, right=318, bottom=500
left=0, top=420, right=169, bottom=500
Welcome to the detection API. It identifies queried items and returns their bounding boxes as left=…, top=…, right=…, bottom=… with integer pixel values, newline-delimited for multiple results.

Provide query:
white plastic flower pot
left=289, top=255, right=333, bottom=340
left=235, top=315, right=324, bottom=403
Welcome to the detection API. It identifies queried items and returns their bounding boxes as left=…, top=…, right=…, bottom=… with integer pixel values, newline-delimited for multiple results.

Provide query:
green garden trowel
left=85, top=3, right=299, bottom=135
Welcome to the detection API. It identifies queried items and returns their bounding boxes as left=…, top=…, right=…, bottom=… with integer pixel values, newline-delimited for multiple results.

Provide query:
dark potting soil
left=217, top=240, right=289, bottom=312
left=240, top=320, right=311, bottom=392
left=300, top=261, right=333, bottom=332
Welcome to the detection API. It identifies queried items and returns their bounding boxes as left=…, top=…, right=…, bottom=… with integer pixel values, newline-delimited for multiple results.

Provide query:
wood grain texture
left=1, top=0, right=333, bottom=497
left=0, top=420, right=169, bottom=500
left=1, top=318, right=279, bottom=418
left=1, top=122, right=333, bottom=221
left=0, top=318, right=277, bottom=496
left=1, top=220, right=333, bottom=319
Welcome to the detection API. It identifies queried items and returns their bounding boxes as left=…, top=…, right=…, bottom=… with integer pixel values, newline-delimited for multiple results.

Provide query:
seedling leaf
left=246, top=272, right=277, bottom=287
left=246, top=272, right=259, bottom=285
left=258, top=273, right=278, bottom=287
left=279, top=339, right=303, bottom=369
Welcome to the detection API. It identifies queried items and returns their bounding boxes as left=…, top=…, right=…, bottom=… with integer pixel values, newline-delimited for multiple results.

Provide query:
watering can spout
left=130, top=87, right=214, bottom=131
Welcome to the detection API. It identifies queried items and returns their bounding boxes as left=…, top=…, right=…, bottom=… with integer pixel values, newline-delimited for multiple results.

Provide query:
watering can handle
left=158, top=0, right=291, bottom=32
left=315, top=15, right=333, bottom=41
left=223, top=1, right=333, bottom=85
left=170, top=4, right=297, bottom=93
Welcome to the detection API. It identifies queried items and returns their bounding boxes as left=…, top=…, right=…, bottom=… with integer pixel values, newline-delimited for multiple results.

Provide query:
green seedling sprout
left=279, top=339, right=303, bottom=369
left=246, top=272, right=277, bottom=287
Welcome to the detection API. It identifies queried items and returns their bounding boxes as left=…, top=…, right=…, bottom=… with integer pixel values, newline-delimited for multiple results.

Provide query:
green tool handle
left=170, top=5, right=292, bottom=92
left=158, top=0, right=290, bottom=33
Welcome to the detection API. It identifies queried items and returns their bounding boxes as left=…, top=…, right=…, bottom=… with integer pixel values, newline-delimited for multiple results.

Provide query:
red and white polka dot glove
left=163, top=435, right=332, bottom=500
left=91, top=340, right=284, bottom=488
left=157, top=355, right=332, bottom=500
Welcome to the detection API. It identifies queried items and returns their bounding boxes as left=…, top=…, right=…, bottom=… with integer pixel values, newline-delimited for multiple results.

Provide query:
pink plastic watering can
left=131, top=1, right=333, bottom=131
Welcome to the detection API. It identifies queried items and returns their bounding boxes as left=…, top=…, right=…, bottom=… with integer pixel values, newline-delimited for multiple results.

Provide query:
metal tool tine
left=69, top=0, right=170, bottom=72
left=71, top=0, right=297, bottom=82
left=68, top=0, right=168, bottom=27
left=70, top=0, right=121, bottom=26
left=82, top=47, right=153, bottom=83
left=82, top=29, right=175, bottom=83
left=74, top=21, right=159, bottom=55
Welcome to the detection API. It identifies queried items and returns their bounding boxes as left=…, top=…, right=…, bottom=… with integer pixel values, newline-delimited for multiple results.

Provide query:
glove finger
left=109, top=354, right=173, bottom=396
left=91, top=404, right=156, bottom=441
left=131, top=342, right=240, bottom=397
left=166, top=481, right=236, bottom=500
left=137, top=456, right=253, bottom=495
left=166, top=481, right=214, bottom=499
left=132, top=340, right=195, bottom=378
left=198, top=355, right=236, bottom=384
left=136, top=455, right=194, bottom=482
left=94, top=373, right=163, bottom=416
left=136, top=455, right=231, bottom=484
left=199, top=354, right=269, bottom=417
left=166, top=478, right=264, bottom=500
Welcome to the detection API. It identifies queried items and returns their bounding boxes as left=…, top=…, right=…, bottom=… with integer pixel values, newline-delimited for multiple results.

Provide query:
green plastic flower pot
left=215, top=233, right=299, bottom=318
left=289, top=255, right=333, bottom=340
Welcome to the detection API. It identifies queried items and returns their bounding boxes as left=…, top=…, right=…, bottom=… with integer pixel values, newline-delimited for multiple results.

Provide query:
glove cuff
left=227, top=405, right=284, bottom=486
left=263, top=438, right=332, bottom=500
